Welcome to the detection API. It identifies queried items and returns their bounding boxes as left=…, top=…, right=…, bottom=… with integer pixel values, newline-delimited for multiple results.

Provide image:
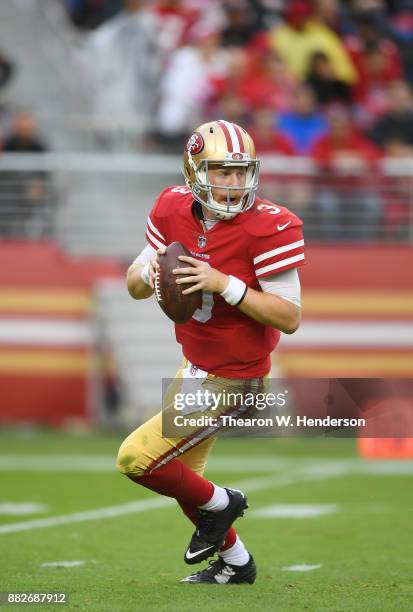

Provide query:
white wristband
left=220, top=275, right=247, bottom=306
left=140, top=262, right=151, bottom=286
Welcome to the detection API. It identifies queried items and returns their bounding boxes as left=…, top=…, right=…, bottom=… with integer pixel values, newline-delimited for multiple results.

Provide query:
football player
left=117, top=120, right=304, bottom=584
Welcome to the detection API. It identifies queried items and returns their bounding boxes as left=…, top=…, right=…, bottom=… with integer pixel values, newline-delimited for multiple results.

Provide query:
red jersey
left=145, top=186, right=305, bottom=378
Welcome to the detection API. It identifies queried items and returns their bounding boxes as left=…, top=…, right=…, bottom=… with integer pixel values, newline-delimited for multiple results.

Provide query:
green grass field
left=0, top=429, right=412, bottom=611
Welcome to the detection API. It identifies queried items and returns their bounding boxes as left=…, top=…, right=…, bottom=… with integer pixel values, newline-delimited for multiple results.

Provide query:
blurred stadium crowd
left=1, top=0, right=413, bottom=241
left=62, top=0, right=413, bottom=153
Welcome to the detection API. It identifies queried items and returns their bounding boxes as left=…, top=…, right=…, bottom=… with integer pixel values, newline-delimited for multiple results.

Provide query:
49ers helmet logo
left=186, top=132, right=204, bottom=155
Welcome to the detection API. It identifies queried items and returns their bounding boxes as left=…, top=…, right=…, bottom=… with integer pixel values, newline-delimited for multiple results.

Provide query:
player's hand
left=173, top=256, right=228, bottom=295
left=149, top=246, right=166, bottom=290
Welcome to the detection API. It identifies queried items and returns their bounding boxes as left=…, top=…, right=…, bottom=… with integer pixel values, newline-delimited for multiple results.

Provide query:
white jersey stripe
left=253, top=240, right=304, bottom=265
left=220, top=120, right=240, bottom=153
left=147, top=216, right=165, bottom=241
left=255, top=253, right=305, bottom=276
left=146, top=228, right=165, bottom=249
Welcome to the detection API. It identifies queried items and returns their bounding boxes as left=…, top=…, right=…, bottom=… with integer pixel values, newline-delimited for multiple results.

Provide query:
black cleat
left=184, top=488, right=248, bottom=565
left=181, top=554, right=256, bottom=584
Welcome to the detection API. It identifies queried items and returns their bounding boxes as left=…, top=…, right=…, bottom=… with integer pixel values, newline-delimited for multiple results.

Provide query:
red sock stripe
left=220, top=528, right=237, bottom=550
left=217, top=120, right=233, bottom=152
left=232, top=123, right=245, bottom=153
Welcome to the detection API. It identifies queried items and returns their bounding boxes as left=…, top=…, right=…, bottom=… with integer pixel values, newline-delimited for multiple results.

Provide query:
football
left=154, top=242, right=201, bottom=324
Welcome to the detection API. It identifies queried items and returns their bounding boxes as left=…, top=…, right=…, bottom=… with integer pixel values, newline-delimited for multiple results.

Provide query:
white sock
left=219, top=536, right=250, bottom=566
left=198, top=484, right=229, bottom=512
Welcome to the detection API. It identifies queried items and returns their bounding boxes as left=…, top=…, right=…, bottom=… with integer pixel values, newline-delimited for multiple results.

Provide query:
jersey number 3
left=192, top=290, right=213, bottom=323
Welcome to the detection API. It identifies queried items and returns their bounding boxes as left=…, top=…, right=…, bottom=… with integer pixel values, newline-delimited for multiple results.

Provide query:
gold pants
left=116, top=359, right=266, bottom=478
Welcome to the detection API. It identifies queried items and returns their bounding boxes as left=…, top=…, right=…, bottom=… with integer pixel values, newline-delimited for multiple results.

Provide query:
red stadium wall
left=0, top=241, right=123, bottom=425
left=0, top=242, right=412, bottom=425
left=277, top=244, right=413, bottom=377
left=301, top=244, right=412, bottom=289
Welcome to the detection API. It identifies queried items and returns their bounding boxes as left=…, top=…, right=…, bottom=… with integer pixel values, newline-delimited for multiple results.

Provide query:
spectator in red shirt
left=351, top=42, right=403, bottom=126
left=248, top=106, right=313, bottom=217
left=247, top=107, right=295, bottom=155
left=237, top=51, right=299, bottom=113
left=209, top=47, right=298, bottom=115
left=311, top=105, right=382, bottom=240
left=345, top=13, right=403, bottom=82
left=214, top=92, right=249, bottom=127
left=345, top=13, right=403, bottom=125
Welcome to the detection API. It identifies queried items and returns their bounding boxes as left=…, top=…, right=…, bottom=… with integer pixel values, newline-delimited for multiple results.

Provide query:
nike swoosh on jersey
left=277, top=221, right=292, bottom=231
left=185, top=546, right=215, bottom=560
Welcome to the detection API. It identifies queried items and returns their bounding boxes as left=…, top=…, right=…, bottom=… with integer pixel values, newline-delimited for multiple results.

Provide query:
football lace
left=154, top=268, right=162, bottom=302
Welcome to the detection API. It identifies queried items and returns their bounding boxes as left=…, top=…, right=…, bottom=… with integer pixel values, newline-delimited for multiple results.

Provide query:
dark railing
left=0, top=153, right=411, bottom=249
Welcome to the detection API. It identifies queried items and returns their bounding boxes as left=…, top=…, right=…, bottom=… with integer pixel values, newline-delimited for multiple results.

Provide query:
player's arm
left=239, top=219, right=304, bottom=333
left=237, top=285, right=300, bottom=334
left=175, top=257, right=301, bottom=334
left=126, top=245, right=166, bottom=300
left=126, top=262, right=154, bottom=299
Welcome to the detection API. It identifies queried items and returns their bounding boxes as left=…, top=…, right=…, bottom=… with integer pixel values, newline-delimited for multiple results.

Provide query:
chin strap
left=193, top=201, right=204, bottom=221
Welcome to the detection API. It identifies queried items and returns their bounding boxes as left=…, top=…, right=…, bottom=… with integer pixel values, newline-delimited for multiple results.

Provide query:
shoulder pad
left=153, top=186, right=193, bottom=218
left=244, top=199, right=302, bottom=237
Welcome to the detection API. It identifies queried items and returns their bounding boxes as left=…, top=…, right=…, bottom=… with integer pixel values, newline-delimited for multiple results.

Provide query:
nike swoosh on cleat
left=277, top=221, right=291, bottom=231
left=185, top=546, right=215, bottom=560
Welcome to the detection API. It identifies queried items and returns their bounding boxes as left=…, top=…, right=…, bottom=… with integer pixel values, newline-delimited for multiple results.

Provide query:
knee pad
left=116, top=443, right=148, bottom=477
